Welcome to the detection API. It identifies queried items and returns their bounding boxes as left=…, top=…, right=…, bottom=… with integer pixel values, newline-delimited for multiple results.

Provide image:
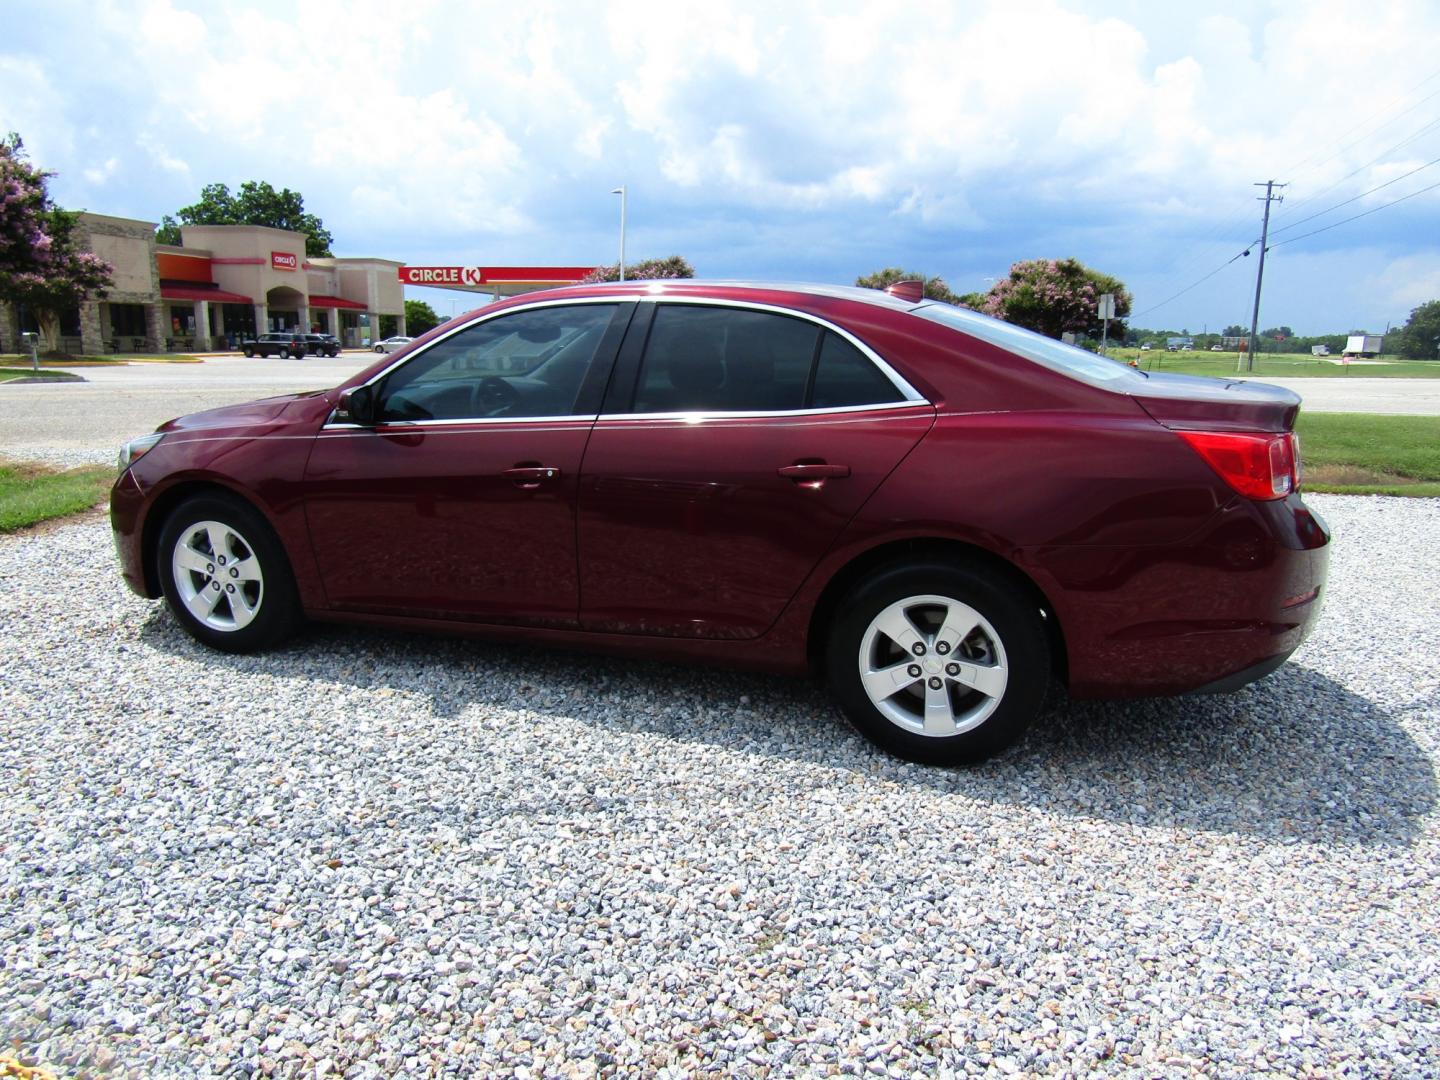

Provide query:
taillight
left=1178, top=430, right=1298, bottom=501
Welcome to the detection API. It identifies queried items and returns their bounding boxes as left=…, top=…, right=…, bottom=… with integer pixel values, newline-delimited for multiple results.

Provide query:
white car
left=374, top=336, right=414, bottom=354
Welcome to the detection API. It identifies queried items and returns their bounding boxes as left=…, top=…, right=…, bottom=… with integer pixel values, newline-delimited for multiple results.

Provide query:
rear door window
left=629, top=305, right=911, bottom=414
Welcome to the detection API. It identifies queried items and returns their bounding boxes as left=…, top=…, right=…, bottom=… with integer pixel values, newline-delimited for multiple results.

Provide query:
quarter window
left=376, top=304, right=617, bottom=422
left=811, top=332, right=908, bottom=409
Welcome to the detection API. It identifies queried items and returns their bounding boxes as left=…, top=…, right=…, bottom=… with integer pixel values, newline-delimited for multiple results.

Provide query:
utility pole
left=1245, top=180, right=1285, bottom=372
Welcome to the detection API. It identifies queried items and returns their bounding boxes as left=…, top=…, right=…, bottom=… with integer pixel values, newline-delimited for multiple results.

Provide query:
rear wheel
left=278, top=347, right=291, bottom=359
left=157, top=495, right=300, bottom=653
left=825, top=562, right=1050, bottom=765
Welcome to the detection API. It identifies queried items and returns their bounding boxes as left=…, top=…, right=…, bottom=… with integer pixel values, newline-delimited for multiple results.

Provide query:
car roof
left=501, top=279, right=925, bottom=313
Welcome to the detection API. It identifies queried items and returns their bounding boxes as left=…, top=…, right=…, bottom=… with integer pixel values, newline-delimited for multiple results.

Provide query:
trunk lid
left=1128, top=371, right=1301, bottom=432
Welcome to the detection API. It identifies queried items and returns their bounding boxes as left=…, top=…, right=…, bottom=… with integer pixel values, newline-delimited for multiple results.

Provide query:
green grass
left=0, top=367, right=81, bottom=383
left=1296, top=413, right=1440, bottom=496
left=0, top=353, right=200, bottom=365
left=1109, top=348, right=1440, bottom=379
left=0, top=461, right=114, bottom=531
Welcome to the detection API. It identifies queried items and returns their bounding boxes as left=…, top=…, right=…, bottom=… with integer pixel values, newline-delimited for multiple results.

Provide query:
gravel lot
left=1, top=494, right=1437, bottom=1078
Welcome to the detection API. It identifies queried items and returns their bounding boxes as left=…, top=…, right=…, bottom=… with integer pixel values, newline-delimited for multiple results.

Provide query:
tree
left=855, top=267, right=959, bottom=304
left=1394, top=300, right=1440, bottom=359
left=979, top=258, right=1131, bottom=340
left=1222, top=324, right=1246, bottom=337
left=404, top=299, right=440, bottom=336
left=581, top=255, right=695, bottom=283
left=157, top=181, right=334, bottom=257
left=0, top=133, right=114, bottom=353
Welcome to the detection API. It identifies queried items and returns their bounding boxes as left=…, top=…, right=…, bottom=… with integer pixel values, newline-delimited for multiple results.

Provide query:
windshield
left=912, top=303, right=1143, bottom=387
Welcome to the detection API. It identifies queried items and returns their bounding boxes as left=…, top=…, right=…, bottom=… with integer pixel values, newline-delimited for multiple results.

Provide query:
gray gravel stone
left=0, top=494, right=1437, bottom=1077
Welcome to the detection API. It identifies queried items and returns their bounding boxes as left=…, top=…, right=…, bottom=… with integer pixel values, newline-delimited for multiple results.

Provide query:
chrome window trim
left=323, top=414, right=599, bottom=431
left=322, top=291, right=927, bottom=429
left=635, top=295, right=927, bottom=405
left=596, top=400, right=933, bottom=423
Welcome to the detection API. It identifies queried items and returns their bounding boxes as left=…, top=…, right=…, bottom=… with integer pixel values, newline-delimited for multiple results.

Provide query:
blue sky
left=4, top=0, right=1439, bottom=333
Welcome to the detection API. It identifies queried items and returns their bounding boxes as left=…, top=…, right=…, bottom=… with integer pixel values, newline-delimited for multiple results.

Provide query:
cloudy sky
left=4, top=0, right=1439, bottom=332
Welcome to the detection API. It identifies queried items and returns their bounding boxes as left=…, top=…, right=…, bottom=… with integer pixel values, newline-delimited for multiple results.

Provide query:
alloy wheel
left=857, top=593, right=1008, bottom=737
left=170, top=520, right=265, bottom=632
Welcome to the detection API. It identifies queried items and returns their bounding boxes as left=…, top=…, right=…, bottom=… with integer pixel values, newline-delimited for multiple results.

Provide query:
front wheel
left=157, top=495, right=300, bottom=653
left=825, top=562, right=1050, bottom=765
left=243, top=348, right=255, bottom=358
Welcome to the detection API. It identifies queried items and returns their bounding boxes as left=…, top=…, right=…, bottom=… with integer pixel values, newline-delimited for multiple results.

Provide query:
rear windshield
left=912, top=303, right=1143, bottom=388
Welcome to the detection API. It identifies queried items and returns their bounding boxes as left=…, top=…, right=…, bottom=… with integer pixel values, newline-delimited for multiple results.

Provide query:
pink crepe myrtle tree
left=0, top=133, right=114, bottom=353
left=581, top=255, right=695, bottom=283
left=981, top=258, right=1130, bottom=341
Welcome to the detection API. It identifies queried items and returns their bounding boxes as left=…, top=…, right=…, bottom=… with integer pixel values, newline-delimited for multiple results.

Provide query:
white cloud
left=4, top=0, right=1439, bottom=329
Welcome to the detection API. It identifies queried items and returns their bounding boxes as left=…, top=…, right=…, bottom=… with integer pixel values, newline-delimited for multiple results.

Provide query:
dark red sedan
left=111, top=280, right=1329, bottom=764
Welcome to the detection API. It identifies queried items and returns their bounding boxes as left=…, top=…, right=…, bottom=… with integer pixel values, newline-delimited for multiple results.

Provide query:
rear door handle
left=503, top=465, right=561, bottom=488
left=778, top=463, right=851, bottom=480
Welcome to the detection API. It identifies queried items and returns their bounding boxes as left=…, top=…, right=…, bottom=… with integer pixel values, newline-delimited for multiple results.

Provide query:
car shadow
left=136, top=612, right=1435, bottom=848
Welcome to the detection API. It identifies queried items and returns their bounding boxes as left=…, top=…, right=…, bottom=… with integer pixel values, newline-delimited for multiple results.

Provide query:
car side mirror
left=336, top=385, right=377, bottom=426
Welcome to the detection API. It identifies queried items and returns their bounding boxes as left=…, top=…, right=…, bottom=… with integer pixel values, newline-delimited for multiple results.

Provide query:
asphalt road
left=0, top=354, right=378, bottom=458
left=2, top=356, right=1438, bottom=464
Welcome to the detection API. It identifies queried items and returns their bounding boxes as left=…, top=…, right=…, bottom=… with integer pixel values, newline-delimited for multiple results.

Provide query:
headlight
left=117, top=433, right=165, bottom=474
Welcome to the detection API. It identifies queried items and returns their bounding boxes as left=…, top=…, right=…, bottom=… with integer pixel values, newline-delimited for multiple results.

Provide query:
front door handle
left=503, top=465, right=561, bottom=489
left=778, top=463, right=851, bottom=481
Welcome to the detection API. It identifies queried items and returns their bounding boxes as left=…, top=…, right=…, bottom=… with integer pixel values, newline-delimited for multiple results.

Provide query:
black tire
left=825, top=561, right=1050, bottom=765
left=374, top=344, right=384, bottom=353
left=156, top=494, right=301, bottom=653
left=279, top=347, right=291, bottom=359
left=329, top=348, right=339, bottom=357
left=243, top=348, right=255, bottom=358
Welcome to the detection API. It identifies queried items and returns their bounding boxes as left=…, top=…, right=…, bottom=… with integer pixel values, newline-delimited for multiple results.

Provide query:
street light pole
left=611, top=185, right=627, bottom=282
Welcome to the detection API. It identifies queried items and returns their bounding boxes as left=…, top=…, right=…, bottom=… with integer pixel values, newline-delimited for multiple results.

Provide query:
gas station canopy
left=398, top=265, right=598, bottom=299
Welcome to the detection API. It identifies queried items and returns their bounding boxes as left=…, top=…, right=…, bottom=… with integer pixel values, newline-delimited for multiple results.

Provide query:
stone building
left=1, top=214, right=404, bottom=353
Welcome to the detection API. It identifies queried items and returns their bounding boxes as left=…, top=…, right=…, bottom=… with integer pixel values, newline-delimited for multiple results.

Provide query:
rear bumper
left=1030, top=493, right=1330, bottom=698
left=1185, top=651, right=1292, bottom=695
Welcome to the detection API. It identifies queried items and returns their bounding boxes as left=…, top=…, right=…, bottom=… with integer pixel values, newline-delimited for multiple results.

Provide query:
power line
left=1277, top=114, right=1440, bottom=219
left=1273, top=67, right=1440, bottom=184
left=1133, top=72, right=1440, bottom=315
left=1131, top=247, right=1253, bottom=319
left=1270, top=153, right=1440, bottom=236
left=1268, top=176, right=1440, bottom=249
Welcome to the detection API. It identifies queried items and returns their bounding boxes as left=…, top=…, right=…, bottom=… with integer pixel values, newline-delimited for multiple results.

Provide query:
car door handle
left=503, top=465, right=561, bottom=488
left=778, top=463, right=851, bottom=480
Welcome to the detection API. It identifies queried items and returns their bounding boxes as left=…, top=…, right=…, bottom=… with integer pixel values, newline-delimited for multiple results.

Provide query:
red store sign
left=271, top=251, right=298, bottom=271
left=399, top=266, right=485, bottom=286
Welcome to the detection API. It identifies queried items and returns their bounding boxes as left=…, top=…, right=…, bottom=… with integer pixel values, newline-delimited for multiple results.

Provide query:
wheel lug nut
left=226, top=584, right=235, bottom=593
left=207, top=564, right=214, bottom=573
left=911, top=643, right=926, bottom=656
left=907, top=664, right=922, bottom=678
left=218, top=556, right=226, bottom=565
left=928, top=677, right=943, bottom=690
left=936, top=641, right=951, bottom=655
left=212, top=581, right=221, bottom=590
left=946, top=663, right=960, bottom=677
left=230, top=568, right=239, bottom=578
